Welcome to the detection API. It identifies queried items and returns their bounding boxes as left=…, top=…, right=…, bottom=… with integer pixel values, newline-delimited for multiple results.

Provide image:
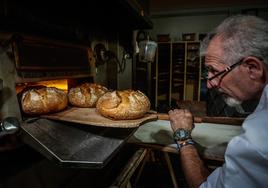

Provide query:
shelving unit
left=156, top=42, right=172, bottom=110
left=155, top=41, right=202, bottom=111
left=133, top=40, right=203, bottom=111
left=185, top=42, right=201, bottom=101
left=171, top=42, right=185, bottom=104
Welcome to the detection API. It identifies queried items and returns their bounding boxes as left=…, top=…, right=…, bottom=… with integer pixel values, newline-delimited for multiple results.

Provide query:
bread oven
left=0, top=33, right=137, bottom=169
left=0, top=34, right=94, bottom=119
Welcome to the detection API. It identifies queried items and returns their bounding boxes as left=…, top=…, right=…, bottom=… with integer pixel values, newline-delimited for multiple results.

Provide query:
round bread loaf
left=96, top=89, right=151, bottom=120
left=21, top=87, right=68, bottom=115
left=68, top=83, right=108, bottom=108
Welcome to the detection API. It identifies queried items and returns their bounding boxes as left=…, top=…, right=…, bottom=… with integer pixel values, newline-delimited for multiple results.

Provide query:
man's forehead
left=206, top=36, right=223, bottom=55
left=205, top=36, right=224, bottom=63
left=205, top=55, right=222, bottom=62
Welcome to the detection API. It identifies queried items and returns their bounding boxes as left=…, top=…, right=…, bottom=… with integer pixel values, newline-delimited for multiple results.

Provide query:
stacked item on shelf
left=171, top=42, right=185, bottom=101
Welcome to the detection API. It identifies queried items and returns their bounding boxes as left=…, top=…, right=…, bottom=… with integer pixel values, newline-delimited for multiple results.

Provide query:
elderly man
left=169, top=15, right=268, bottom=188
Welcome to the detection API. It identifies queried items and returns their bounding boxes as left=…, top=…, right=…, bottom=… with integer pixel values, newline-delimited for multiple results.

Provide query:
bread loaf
left=21, top=87, right=68, bottom=115
left=68, top=83, right=108, bottom=108
left=96, top=89, right=150, bottom=120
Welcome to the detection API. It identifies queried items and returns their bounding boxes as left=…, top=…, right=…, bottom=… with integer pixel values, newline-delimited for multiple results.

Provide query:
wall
left=117, top=54, right=133, bottom=90
left=149, top=5, right=268, bottom=41
left=93, top=36, right=133, bottom=91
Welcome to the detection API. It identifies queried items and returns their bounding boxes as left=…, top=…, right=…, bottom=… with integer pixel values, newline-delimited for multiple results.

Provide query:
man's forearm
left=179, top=144, right=210, bottom=188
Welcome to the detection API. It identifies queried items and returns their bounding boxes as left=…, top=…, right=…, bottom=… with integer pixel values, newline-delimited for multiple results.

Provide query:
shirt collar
left=254, top=84, right=268, bottom=113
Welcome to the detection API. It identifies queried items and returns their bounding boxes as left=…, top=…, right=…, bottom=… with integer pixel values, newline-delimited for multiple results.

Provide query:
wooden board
left=155, top=113, right=244, bottom=125
left=42, top=107, right=158, bottom=128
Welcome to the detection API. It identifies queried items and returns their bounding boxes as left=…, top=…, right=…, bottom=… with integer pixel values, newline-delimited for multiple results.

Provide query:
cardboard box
left=182, top=33, right=196, bottom=41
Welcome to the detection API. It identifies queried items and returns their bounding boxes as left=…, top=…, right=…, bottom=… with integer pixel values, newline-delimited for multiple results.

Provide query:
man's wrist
left=175, top=139, right=195, bottom=151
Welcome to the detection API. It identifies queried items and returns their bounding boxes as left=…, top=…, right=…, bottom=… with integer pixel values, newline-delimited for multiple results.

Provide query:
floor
left=133, top=150, right=188, bottom=188
left=0, top=144, right=190, bottom=188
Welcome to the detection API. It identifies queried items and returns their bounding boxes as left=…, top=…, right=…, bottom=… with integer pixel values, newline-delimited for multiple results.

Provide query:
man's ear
left=243, top=56, right=264, bottom=80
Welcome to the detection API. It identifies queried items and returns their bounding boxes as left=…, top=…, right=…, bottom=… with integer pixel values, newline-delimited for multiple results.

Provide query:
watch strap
left=175, top=139, right=195, bottom=151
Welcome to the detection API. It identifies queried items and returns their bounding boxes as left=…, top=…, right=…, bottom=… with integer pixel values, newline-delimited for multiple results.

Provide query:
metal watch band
left=175, top=139, right=195, bottom=151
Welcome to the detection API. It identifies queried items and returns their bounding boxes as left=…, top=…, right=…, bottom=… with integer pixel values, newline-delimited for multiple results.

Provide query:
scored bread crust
left=96, top=89, right=151, bottom=120
left=21, top=87, right=68, bottom=115
left=68, top=83, right=108, bottom=108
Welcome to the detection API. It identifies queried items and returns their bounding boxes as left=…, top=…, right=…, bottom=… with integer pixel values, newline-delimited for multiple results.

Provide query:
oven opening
left=16, top=77, right=94, bottom=119
left=16, top=77, right=94, bottom=94
left=16, top=79, right=69, bottom=94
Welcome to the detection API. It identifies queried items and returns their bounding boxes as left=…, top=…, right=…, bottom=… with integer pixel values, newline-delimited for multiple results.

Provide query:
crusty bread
left=96, top=89, right=151, bottom=120
left=68, top=83, right=108, bottom=108
left=21, top=87, right=68, bottom=115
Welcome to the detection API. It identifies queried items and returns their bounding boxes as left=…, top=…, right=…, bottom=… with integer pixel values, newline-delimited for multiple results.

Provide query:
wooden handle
left=201, top=116, right=244, bottom=125
left=155, top=113, right=243, bottom=125
left=156, top=113, right=169, bottom=120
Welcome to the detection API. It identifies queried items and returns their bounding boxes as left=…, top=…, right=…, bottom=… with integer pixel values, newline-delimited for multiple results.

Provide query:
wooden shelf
left=155, top=41, right=202, bottom=109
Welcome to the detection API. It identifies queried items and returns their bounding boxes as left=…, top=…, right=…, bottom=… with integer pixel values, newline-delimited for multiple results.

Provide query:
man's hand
left=168, top=109, right=194, bottom=132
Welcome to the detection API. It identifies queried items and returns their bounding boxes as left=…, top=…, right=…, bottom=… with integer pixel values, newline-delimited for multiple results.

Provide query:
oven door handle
left=0, top=117, right=20, bottom=138
left=0, top=78, right=3, bottom=91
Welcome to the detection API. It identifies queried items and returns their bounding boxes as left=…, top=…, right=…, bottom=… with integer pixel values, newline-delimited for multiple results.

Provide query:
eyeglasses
left=206, top=59, right=244, bottom=81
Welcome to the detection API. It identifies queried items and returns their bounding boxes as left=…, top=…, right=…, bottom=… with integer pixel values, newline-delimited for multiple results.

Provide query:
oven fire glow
left=16, top=79, right=68, bottom=94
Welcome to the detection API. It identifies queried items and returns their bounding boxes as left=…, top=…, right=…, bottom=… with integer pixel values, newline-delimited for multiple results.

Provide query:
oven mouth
left=16, top=79, right=69, bottom=94
left=15, top=77, right=94, bottom=120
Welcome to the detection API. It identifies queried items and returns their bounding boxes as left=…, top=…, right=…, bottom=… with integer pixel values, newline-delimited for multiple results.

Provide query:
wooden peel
left=154, top=112, right=244, bottom=125
left=42, top=107, right=158, bottom=128
left=42, top=108, right=244, bottom=128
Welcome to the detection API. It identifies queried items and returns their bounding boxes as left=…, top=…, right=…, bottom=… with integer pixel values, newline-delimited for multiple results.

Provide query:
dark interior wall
left=0, top=0, right=152, bottom=44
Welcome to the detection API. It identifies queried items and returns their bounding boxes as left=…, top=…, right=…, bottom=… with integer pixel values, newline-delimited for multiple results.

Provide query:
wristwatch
left=173, top=128, right=192, bottom=141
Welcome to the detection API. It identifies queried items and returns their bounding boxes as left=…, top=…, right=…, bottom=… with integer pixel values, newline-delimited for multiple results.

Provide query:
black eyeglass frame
left=206, top=59, right=244, bottom=81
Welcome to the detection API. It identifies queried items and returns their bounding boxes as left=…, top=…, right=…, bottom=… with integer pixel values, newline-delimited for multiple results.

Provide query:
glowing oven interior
left=15, top=77, right=94, bottom=95
left=16, top=79, right=69, bottom=94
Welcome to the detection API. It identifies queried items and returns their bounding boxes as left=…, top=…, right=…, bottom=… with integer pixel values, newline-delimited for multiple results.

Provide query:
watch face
left=179, top=129, right=186, bottom=137
left=174, top=129, right=191, bottom=141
